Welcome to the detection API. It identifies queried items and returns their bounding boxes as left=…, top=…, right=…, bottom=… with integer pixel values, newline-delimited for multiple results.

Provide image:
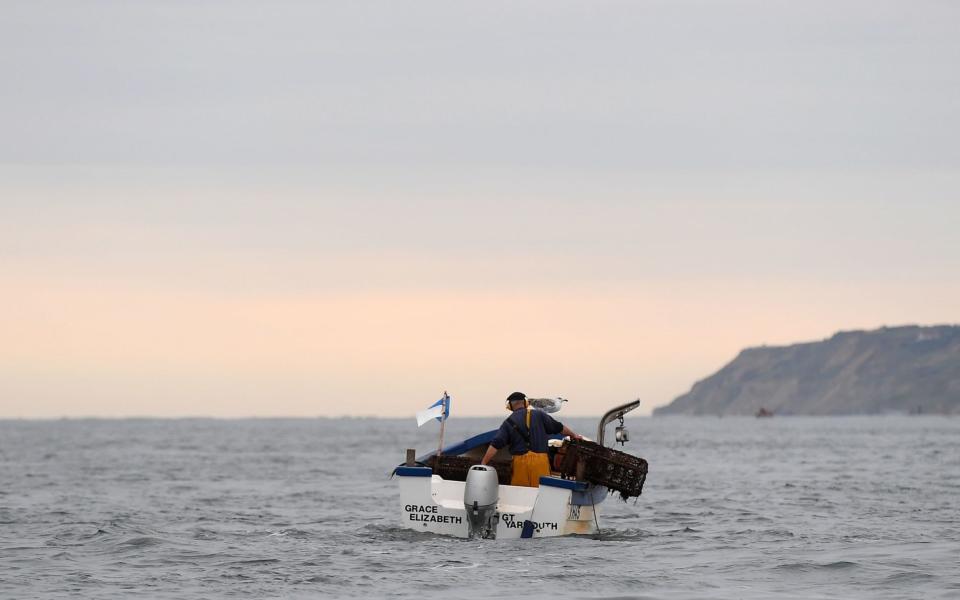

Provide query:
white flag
left=416, top=404, right=445, bottom=427
left=416, top=395, right=450, bottom=427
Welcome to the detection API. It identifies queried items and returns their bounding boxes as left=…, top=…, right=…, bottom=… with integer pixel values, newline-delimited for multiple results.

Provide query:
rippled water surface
left=1, top=416, right=958, bottom=599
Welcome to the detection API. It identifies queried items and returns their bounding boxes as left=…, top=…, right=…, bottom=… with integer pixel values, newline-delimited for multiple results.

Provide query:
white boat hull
left=396, top=467, right=603, bottom=539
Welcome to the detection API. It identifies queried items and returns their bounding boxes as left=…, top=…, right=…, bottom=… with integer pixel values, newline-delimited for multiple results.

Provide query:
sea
left=1, top=416, right=958, bottom=599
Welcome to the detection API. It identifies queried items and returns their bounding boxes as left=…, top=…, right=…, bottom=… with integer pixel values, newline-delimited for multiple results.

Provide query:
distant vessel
left=394, top=400, right=648, bottom=539
left=756, top=407, right=774, bottom=418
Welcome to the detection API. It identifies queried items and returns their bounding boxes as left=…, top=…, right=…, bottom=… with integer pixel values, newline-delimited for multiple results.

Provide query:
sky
left=2, top=1, right=959, bottom=418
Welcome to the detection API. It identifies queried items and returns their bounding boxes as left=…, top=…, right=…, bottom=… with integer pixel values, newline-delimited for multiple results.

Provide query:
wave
left=773, top=560, right=861, bottom=572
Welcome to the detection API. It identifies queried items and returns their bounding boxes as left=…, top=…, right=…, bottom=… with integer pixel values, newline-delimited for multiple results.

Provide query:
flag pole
left=436, top=391, right=448, bottom=457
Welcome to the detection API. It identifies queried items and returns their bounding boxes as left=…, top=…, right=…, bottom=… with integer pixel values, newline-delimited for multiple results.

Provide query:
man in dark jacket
left=480, top=391, right=582, bottom=487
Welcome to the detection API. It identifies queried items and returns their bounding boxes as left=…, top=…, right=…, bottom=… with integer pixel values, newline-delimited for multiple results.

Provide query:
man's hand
left=480, top=444, right=498, bottom=465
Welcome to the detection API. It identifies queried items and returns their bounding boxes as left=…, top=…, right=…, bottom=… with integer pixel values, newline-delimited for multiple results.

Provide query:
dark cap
left=506, top=392, right=526, bottom=403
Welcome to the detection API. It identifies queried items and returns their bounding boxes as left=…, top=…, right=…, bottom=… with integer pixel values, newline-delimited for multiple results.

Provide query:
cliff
left=654, top=325, right=960, bottom=416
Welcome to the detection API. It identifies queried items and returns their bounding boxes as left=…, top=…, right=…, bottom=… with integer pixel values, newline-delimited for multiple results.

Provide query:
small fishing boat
left=394, top=400, right=648, bottom=539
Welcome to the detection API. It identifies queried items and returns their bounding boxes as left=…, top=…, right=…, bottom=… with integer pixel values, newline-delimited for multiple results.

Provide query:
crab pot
left=558, top=439, right=648, bottom=500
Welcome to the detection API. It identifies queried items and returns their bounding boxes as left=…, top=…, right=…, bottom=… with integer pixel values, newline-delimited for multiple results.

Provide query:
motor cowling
left=463, top=465, right=499, bottom=538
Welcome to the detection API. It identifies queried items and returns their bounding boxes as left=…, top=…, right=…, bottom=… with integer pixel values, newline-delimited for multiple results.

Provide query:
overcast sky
left=2, top=1, right=958, bottom=417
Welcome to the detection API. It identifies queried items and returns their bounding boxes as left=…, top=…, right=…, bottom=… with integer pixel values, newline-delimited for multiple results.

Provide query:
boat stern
left=396, top=467, right=601, bottom=539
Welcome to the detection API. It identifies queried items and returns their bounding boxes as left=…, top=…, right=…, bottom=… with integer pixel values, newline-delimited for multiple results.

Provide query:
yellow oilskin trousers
left=510, top=452, right=551, bottom=487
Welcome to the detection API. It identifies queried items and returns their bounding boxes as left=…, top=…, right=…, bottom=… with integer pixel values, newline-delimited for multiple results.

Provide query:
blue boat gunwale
left=538, top=476, right=588, bottom=491
left=393, top=461, right=606, bottom=506
left=391, top=429, right=570, bottom=479
left=415, top=429, right=498, bottom=464
left=394, top=466, right=433, bottom=477
left=416, top=429, right=567, bottom=464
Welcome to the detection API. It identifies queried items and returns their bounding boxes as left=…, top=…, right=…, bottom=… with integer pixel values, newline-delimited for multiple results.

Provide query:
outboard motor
left=463, top=465, right=499, bottom=539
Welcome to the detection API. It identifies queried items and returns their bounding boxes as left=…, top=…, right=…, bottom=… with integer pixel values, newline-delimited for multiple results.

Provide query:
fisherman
left=480, top=391, right=583, bottom=487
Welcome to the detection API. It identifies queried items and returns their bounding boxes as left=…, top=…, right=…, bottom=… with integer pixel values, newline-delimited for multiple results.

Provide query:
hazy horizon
left=3, top=1, right=959, bottom=418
